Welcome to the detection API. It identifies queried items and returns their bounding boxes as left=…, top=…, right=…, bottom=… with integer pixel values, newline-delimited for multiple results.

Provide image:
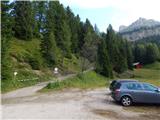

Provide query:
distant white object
left=54, top=67, right=58, bottom=74
left=133, top=62, right=140, bottom=66
left=14, top=71, right=17, bottom=76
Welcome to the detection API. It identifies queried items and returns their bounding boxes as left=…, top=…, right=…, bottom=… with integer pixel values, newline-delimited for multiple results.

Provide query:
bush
left=28, top=57, right=41, bottom=70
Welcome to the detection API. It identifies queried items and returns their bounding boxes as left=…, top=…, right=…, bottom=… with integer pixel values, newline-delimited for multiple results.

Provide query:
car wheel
left=121, top=96, right=132, bottom=106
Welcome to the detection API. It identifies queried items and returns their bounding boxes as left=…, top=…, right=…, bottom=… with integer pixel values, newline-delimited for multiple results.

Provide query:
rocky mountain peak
left=119, top=18, right=160, bottom=41
left=119, top=18, right=160, bottom=33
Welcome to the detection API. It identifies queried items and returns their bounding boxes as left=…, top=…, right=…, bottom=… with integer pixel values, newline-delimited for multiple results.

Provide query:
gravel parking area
left=2, top=87, right=160, bottom=120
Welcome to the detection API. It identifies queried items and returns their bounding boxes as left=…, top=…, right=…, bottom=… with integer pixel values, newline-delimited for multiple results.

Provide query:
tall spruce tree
left=41, top=32, right=58, bottom=66
left=66, top=6, right=80, bottom=53
left=105, top=25, right=128, bottom=73
left=125, top=40, right=133, bottom=70
left=14, top=1, right=33, bottom=40
left=96, top=40, right=113, bottom=77
left=1, top=1, right=13, bottom=81
left=53, top=2, right=71, bottom=58
left=41, top=1, right=58, bottom=66
left=145, top=43, right=160, bottom=64
left=81, top=19, right=95, bottom=58
left=33, top=1, right=47, bottom=34
left=134, top=44, right=146, bottom=64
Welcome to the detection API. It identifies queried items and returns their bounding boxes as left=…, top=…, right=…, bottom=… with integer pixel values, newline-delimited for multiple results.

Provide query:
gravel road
left=2, top=86, right=160, bottom=120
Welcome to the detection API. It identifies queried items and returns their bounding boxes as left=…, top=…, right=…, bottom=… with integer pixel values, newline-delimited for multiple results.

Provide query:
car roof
left=121, top=81, right=158, bottom=87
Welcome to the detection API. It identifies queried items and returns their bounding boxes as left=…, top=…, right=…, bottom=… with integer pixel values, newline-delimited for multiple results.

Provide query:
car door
left=142, top=83, right=160, bottom=103
left=126, top=83, right=144, bottom=102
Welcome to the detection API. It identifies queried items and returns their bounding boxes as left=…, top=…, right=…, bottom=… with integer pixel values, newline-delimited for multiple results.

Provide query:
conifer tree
left=14, top=1, right=33, bottom=40
left=41, top=32, right=58, bottom=66
left=36, top=1, right=47, bottom=32
left=1, top=1, right=13, bottom=81
left=145, top=43, right=160, bottom=64
left=96, top=40, right=113, bottom=77
left=41, top=1, right=58, bottom=66
left=105, top=25, right=128, bottom=73
left=125, top=41, right=133, bottom=70
left=53, top=2, right=71, bottom=58
left=66, top=6, right=80, bottom=53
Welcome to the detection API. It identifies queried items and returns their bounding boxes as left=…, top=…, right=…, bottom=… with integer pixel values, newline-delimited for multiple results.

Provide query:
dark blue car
left=111, top=82, right=160, bottom=106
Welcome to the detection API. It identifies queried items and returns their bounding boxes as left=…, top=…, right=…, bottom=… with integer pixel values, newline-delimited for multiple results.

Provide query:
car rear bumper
left=111, top=93, right=121, bottom=102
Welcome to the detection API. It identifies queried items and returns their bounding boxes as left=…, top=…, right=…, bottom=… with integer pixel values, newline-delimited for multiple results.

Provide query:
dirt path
left=2, top=67, right=95, bottom=99
left=2, top=88, right=160, bottom=120
left=2, top=74, right=76, bottom=99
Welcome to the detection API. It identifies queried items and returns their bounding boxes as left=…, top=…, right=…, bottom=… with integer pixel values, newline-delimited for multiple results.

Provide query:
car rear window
left=111, top=81, right=116, bottom=86
left=113, top=82, right=121, bottom=90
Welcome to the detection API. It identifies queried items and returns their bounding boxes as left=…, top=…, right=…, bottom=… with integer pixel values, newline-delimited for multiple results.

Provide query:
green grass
left=41, top=62, right=160, bottom=92
left=133, top=62, right=160, bottom=86
left=133, top=68, right=160, bottom=86
left=1, top=38, right=88, bottom=93
left=143, top=61, right=160, bottom=70
left=41, top=71, right=109, bottom=92
left=1, top=69, right=54, bottom=93
left=1, top=38, right=54, bottom=93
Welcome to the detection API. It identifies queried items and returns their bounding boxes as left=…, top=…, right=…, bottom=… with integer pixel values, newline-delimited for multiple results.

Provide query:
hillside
left=119, top=18, right=160, bottom=41
left=2, top=38, right=82, bottom=93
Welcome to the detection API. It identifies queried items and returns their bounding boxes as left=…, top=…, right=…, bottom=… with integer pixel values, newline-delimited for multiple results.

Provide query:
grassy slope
left=116, top=62, right=158, bottom=86
left=2, top=38, right=53, bottom=93
left=41, top=71, right=109, bottom=92
left=2, top=38, right=82, bottom=93
left=143, top=61, right=160, bottom=70
left=42, top=62, right=160, bottom=92
left=118, top=62, right=160, bottom=86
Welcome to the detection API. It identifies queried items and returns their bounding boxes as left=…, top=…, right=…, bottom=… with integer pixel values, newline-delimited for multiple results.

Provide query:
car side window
left=135, top=83, right=143, bottom=90
left=143, top=84, right=157, bottom=91
left=126, top=83, right=143, bottom=90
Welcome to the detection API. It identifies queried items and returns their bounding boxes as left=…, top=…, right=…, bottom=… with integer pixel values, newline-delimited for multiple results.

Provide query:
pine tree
left=14, top=1, right=33, bottom=40
left=81, top=19, right=96, bottom=59
left=41, top=32, right=58, bottom=66
left=35, top=1, right=47, bottom=33
left=32, top=1, right=43, bottom=38
left=41, top=1, right=58, bottom=67
left=96, top=40, right=113, bottom=77
left=105, top=25, right=128, bottom=73
left=145, top=43, right=160, bottom=64
left=125, top=41, right=133, bottom=70
left=53, top=2, right=71, bottom=58
left=61, top=20, right=72, bottom=58
left=94, top=24, right=100, bottom=36
left=134, top=44, right=146, bottom=64
left=1, top=1, right=14, bottom=81
left=66, top=6, right=80, bottom=53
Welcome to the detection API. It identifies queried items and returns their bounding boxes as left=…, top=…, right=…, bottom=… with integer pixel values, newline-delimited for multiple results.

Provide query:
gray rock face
left=119, top=18, right=160, bottom=41
left=119, top=25, right=127, bottom=31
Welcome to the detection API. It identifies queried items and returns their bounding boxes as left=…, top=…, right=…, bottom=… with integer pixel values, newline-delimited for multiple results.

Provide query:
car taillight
left=115, top=89, right=120, bottom=96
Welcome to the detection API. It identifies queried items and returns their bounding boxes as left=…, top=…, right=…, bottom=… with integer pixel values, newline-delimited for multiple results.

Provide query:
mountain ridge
left=119, top=18, right=160, bottom=41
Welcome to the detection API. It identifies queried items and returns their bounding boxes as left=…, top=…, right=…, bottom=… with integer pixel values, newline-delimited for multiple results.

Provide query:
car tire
left=121, top=96, right=132, bottom=106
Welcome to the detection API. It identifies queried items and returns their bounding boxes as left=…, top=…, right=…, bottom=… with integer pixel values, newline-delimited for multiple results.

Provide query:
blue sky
left=69, top=7, right=118, bottom=32
left=60, top=0, right=160, bottom=32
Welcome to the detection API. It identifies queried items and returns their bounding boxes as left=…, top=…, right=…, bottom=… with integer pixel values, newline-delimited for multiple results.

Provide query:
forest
left=2, top=1, right=160, bottom=90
